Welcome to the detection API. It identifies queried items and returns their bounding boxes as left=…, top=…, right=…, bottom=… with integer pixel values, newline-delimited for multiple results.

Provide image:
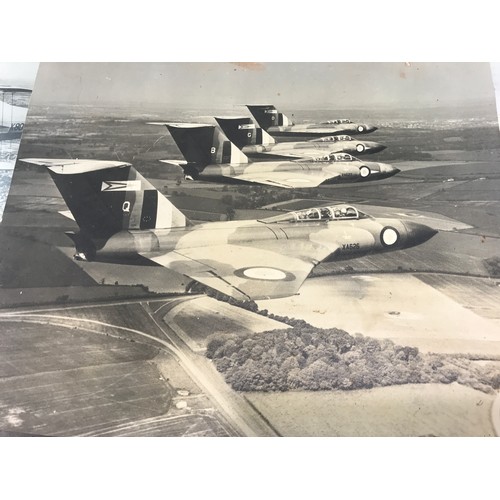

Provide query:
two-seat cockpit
left=312, top=152, right=358, bottom=162
left=312, top=135, right=353, bottom=143
left=321, top=119, right=353, bottom=125
left=261, top=204, right=369, bottom=224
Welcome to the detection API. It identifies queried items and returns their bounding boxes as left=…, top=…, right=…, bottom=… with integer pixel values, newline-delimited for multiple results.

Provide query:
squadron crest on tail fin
left=246, top=105, right=293, bottom=130
left=214, top=116, right=275, bottom=149
left=20, top=159, right=188, bottom=260
left=166, top=123, right=248, bottom=170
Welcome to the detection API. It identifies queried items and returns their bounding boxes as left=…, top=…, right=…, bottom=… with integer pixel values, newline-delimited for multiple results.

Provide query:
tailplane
left=20, top=159, right=188, bottom=240
left=246, top=105, right=293, bottom=130
left=214, top=116, right=275, bottom=149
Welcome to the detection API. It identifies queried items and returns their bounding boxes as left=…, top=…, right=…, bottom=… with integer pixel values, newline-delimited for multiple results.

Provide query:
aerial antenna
left=144, top=133, right=169, bottom=155
left=62, top=149, right=74, bottom=159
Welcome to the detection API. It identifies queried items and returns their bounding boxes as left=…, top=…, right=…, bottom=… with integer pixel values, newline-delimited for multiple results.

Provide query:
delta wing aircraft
left=22, top=158, right=437, bottom=302
left=0, top=86, right=32, bottom=141
left=160, top=123, right=398, bottom=189
left=246, top=105, right=377, bottom=138
left=214, top=116, right=386, bottom=160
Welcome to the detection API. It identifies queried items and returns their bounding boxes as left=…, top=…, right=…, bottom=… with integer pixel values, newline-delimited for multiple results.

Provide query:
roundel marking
left=360, top=166, right=370, bottom=178
left=244, top=268, right=286, bottom=280
left=357, top=125, right=365, bottom=132
left=380, top=226, right=399, bottom=247
left=356, top=143, right=365, bottom=153
left=234, top=267, right=296, bottom=281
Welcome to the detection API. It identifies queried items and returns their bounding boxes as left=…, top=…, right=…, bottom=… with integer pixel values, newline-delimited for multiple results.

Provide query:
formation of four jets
left=22, top=103, right=437, bottom=301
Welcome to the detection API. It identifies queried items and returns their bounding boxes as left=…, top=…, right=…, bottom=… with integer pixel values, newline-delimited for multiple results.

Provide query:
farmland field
left=245, top=384, right=496, bottom=436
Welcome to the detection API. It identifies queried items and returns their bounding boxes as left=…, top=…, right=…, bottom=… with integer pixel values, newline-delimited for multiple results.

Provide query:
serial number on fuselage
left=341, top=243, right=360, bottom=250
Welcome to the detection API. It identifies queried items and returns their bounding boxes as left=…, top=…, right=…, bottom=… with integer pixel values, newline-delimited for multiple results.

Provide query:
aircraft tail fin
left=214, top=116, right=275, bottom=148
left=166, top=123, right=249, bottom=167
left=246, top=105, right=293, bottom=130
left=20, top=159, right=188, bottom=240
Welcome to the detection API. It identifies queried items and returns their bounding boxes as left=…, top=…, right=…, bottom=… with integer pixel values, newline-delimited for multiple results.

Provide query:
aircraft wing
left=284, top=125, right=345, bottom=135
left=159, top=159, right=188, bottom=168
left=229, top=170, right=341, bottom=189
left=256, top=149, right=331, bottom=161
left=141, top=239, right=339, bottom=301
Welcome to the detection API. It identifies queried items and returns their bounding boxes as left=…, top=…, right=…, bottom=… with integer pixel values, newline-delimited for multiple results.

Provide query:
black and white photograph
left=1, top=62, right=500, bottom=439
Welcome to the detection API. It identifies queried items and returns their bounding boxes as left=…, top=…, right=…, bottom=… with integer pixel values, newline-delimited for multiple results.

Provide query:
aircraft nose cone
left=403, top=221, right=438, bottom=248
left=379, top=163, right=400, bottom=177
left=365, top=141, right=386, bottom=153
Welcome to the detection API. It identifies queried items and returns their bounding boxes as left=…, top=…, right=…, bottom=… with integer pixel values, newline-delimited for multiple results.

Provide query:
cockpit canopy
left=322, top=119, right=353, bottom=125
left=329, top=153, right=357, bottom=162
left=312, top=135, right=353, bottom=143
left=312, top=152, right=359, bottom=162
left=261, top=204, right=368, bottom=223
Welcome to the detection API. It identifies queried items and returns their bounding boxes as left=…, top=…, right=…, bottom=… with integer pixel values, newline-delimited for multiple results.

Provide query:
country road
left=0, top=296, right=280, bottom=437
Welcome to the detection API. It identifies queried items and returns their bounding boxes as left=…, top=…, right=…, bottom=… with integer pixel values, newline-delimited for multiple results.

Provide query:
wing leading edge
left=229, top=170, right=341, bottom=189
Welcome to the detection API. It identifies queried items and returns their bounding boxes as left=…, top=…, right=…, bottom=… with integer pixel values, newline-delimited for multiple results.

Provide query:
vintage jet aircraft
left=214, top=116, right=386, bottom=160
left=246, top=104, right=378, bottom=138
left=160, top=123, right=398, bottom=189
left=21, top=158, right=437, bottom=302
left=0, top=86, right=32, bottom=141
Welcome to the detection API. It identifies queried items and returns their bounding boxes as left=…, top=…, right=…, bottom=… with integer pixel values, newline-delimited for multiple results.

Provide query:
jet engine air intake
left=359, top=166, right=371, bottom=178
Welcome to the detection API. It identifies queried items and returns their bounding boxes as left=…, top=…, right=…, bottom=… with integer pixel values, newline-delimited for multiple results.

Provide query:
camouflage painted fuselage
left=246, top=105, right=377, bottom=138
left=195, top=157, right=398, bottom=187
left=266, top=123, right=377, bottom=138
left=85, top=210, right=435, bottom=300
left=93, top=213, right=435, bottom=264
left=241, top=138, right=386, bottom=157
left=80, top=209, right=436, bottom=301
left=26, top=159, right=435, bottom=301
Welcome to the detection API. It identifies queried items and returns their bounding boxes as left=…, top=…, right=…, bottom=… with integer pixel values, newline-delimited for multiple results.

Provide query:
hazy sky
left=0, top=63, right=39, bottom=89
left=30, top=62, right=496, bottom=110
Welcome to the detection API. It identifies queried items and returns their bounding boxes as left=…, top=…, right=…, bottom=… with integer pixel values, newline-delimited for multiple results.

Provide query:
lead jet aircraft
left=246, top=105, right=377, bottom=138
left=0, top=86, right=32, bottom=141
left=160, top=123, right=398, bottom=189
left=214, top=116, right=386, bottom=160
left=21, top=158, right=437, bottom=301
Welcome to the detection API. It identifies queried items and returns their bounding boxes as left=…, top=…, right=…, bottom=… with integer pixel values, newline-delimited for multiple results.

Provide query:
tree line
left=206, top=326, right=500, bottom=394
